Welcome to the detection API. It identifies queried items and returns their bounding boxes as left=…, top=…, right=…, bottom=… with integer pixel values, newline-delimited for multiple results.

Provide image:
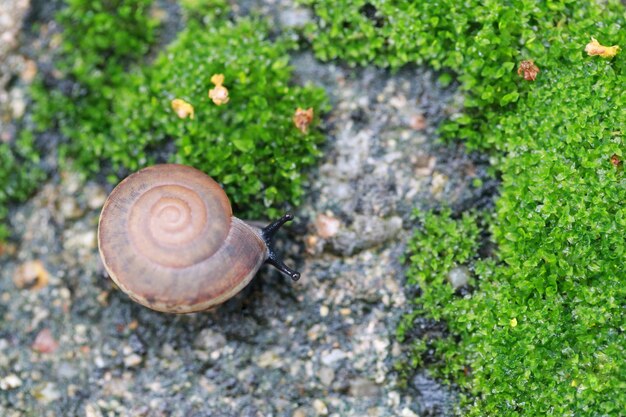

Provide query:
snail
left=97, top=164, right=300, bottom=313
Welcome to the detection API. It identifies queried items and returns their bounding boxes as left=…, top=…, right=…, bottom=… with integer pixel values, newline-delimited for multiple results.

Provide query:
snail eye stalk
left=261, top=213, right=301, bottom=281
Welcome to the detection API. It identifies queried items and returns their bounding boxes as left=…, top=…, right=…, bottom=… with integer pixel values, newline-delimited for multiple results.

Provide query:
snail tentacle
left=261, top=213, right=301, bottom=281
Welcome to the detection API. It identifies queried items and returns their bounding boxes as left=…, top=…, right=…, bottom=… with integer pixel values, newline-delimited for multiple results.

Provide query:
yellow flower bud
left=585, top=37, right=620, bottom=59
left=210, top=73, right=225, bottom=86
left=209, top=74, right=229, bottom=105
left=171, top=99, right=195, bottom=119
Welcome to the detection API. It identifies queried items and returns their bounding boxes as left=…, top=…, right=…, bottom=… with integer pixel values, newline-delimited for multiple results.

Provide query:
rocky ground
left=0, top=1, right=495, bottom=416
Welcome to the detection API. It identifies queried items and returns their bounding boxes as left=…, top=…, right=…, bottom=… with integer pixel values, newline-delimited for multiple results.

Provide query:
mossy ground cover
left=31, top=0, right=327, bottom=221
left=103, top=18, right=327, bottom=217
left=305, top=0, right=626, bottom=414
left=0, top=0, right=158, bottom=240
left=2, top=0, right=625, bottom=413
left=0, top=133, right=44, bottom=240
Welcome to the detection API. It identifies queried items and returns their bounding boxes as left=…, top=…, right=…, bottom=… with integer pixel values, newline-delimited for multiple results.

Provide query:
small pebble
left=318, top=367, right=335, bottom=386
left=85, top=185, right=108, bottom=210
left=21, top=59, right=37, bottom=82
left=315, top=213, right=341, bottom=239
left=409, top=113, right=427, bottom=130
left=32, top=328, right=59, bottom=354
left=414, top=154, right=436, bottom=176
left=58, top=196, right=84, bottom=220
left=430, top=172, right=448, bottom=196
left=35, top=382, right=61, bottom=404
left=447, top=266, right=470, bottom=289
left=320, top=349, right=347, bottom=366
left=10, top=88, right=26, bottom=119
left=194, top=328, right=227, bottom=352
left=257, top=350, right=280, bottom=368
left=0, top=374, right=22, bottom=390
left=85, top=403, right=102, bottom=417
left=349, top=377, right=380, bottom=397
left=292, top=408, right=307, bottom=417
left=124, top=353, right=142, bottom=368
left=64, top=230, right=97, bottom=250
left=13, top=260, right=49, bottom=290
left=312, top=399, right=328, bottom=416
left=389, top=95, right=407, bottom=109
left=400, top=408, right=420, bottom=417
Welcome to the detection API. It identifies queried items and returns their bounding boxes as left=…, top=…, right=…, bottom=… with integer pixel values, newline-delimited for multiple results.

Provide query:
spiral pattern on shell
left=98, top=164, right=268, bottom=313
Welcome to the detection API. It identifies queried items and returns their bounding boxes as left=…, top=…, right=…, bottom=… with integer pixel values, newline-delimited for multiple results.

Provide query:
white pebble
left=313, top=399, right=328, bottom=415
left=0, top=374, right=22, bottom=390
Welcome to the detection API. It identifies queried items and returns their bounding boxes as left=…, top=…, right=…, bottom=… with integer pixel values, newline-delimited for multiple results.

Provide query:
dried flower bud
left=585, top=37, right=620, bottom=59
left=293, top=107, right=314, bottom=133
left=209, top=74, right=229, bottom=105
left=517, top=60, right=540, bottom=81
left=171, top=99, right=195, bottom=119
left=610, top=154, right=621, bottom=167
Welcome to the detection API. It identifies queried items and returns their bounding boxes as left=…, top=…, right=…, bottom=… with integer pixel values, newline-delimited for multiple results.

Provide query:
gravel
left=0, top=1, right=497, bottom=416
left=0, top=0, right=32, bottom=143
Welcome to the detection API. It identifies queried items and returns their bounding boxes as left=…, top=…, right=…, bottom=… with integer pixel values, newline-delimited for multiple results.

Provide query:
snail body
left=97, top=164, right=300, bottom=313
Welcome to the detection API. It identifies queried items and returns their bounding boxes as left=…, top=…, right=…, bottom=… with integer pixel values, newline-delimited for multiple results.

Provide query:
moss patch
left=34, top=0, right=327, bottom=219
left=104, top=18, right=327, bottom=217
left=0, top=133, right=44, bottom=240
left=304, top=0, right=626, bottom=414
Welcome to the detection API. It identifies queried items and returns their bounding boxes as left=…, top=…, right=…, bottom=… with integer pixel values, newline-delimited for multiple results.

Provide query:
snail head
left=261, top=213, right=301, bottom=281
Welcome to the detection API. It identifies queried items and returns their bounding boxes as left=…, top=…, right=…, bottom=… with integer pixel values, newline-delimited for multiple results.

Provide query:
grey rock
left=0, top=374, right=22, bottom=390
left=349, top=378, right=380, bottom=398
left=35, top=382, right=61, bottom=404
left=412, top=372, right=456, bottom=415
left=85, top=184, right=108, bottom=210
left=312, top=399, right=329, bottom=415
left=194, top=328, right=227, bottom=352
left=58, top=196, right=84, bottom=220
left=124, top=353, right=143, bottom=368
left=331, top=215, right=403, bottom=255
left=318, top=366, right=335, bottom=386
left=278, top=6, right=312, bottom=28
left=320, top=349, right=347, bottom=366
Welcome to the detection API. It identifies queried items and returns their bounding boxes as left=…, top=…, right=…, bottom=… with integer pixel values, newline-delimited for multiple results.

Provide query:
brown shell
left=97, top=164, right=268, bottom=313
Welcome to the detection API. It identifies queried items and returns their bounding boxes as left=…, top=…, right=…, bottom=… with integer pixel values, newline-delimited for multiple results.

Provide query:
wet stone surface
left=0, top=0, right=34, bottom=143
left=0, top=1, right=495, bottom=416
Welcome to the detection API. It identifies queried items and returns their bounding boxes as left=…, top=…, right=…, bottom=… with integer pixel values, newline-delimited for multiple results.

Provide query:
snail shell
left=97, top=164, right=299, bottom=313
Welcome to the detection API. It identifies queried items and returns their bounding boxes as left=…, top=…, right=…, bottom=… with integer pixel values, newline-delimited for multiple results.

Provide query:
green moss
left=34, top=0, right=327, bottom=218
left=472, top=58, right=626, bottom=416
left=302, top=0, right=625, bottom=147
left=3, top=0, right=158, bottom=240
left=386, top=1, right=626, bottom=415
left=32, top=0, right=158, bottom=170
left=0, top=133, right=45, bottom=240
left=398, top=209, right=481, bottom=327
left=303, top=0, right=626, bottom=413
left=180, top=0, right=228, bottom=21
left=105, top=18, right=327, bottom=217
left=56, top=0, right=157, bottom=87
